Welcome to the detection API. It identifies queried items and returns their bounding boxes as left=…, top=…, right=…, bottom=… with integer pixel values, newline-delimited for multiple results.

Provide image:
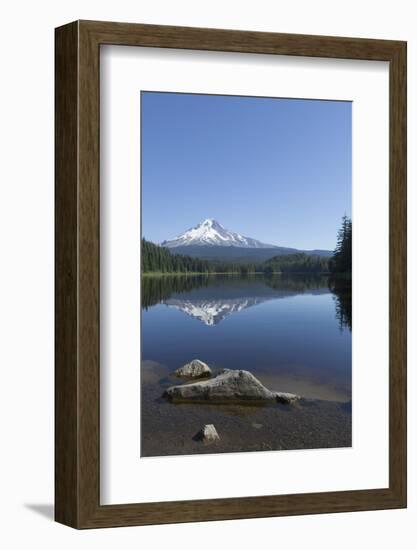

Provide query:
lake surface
left=141, top=273, right=352, bottom=457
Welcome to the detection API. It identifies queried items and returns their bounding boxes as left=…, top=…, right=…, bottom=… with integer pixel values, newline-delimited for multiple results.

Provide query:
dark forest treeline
left=142, top=238, right=212, bottom=273
left=142, top=238, right=257, bottom=274
left=264, top=253, right=329, bottom=274
left=142, top=239, right=331, bottom=274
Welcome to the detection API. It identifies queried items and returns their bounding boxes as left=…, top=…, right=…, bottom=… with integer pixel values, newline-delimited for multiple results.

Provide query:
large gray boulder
left=174, top=359, right=212, bottom=379
left=164, top=369, right=299, bottom=404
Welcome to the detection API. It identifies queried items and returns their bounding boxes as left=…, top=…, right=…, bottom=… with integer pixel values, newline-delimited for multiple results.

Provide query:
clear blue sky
left=141, top=91, right=351, bottom=250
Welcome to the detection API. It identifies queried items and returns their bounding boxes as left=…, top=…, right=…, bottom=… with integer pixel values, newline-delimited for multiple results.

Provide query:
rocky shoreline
left=140, top=359, right=351, bottom=456
left=141, top=380, right=351, bottom=457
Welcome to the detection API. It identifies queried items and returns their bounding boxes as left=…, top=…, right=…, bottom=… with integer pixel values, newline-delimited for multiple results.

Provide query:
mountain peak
left=161, top=219, right=277, bottom=249
left=201, top=218, right=217, bottom=226
left=198, top=218, right=224, bottom=231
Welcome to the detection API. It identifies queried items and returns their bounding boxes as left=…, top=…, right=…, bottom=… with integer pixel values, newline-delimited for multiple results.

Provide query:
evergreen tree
left=330, top=215, right=352, bottom=274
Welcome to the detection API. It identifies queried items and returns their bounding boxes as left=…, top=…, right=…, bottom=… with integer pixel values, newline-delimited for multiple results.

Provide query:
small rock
left=198, top=424, right=220, bottom=444
left=174, top=359, right=212, bottom=379
left=252, top=422, right=263, bottom=429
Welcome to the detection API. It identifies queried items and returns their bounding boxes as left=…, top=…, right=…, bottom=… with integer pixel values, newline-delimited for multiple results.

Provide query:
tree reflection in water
left=141, top=273, right=352, bottom=332
left=328, top=276, right=352, bottom=331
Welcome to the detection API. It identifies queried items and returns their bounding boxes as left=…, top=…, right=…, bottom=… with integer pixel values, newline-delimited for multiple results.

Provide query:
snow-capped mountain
left=161, top=218, right=277, bottom=249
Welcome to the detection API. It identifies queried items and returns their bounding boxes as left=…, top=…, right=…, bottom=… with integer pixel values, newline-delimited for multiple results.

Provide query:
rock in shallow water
left=174, top=359, right=212, bottom=379
left=164, top=369, right=299, bottom=404
left=198, top=424, right=220, bottom=443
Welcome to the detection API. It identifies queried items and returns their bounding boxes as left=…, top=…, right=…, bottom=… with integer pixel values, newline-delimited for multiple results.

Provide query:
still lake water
left=141, top=274, right=352, bottom=403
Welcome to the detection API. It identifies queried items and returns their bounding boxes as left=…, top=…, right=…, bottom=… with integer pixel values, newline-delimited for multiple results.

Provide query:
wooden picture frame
left=55, top=20, right=407, bottom=528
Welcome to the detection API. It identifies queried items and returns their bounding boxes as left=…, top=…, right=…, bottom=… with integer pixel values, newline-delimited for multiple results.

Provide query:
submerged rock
left=252, top=422, right=263, bottom=429
left=174, top=359, right=212, bottom=379
left=276, top=392, right=300, bottom=404
left=197, top=424, right=220, bottom=444
left=164, top=369, right=299, bottom=404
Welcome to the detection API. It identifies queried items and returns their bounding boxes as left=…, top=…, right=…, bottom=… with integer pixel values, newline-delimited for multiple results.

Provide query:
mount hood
left=161, top=219, right=277, bottom=249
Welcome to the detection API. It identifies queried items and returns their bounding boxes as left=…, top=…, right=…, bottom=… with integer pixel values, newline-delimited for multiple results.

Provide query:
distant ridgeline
left=142, top=216, right=352, bottom=275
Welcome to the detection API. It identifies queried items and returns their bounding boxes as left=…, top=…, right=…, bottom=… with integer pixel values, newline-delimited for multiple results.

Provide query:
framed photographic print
left=55, top=20, right=407, bottom=528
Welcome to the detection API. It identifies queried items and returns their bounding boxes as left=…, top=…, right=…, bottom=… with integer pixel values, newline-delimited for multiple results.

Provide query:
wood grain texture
left=388, top=41, right=407, bottom=504
left=55, top=21, right=79, bottom=527
left=55, top=20, right=407, bottom=529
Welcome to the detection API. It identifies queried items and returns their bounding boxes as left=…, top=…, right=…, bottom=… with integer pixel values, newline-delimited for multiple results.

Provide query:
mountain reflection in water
left=141, top=274, right=351, bottom=330
left=163, top=296, right=269, bottom=326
